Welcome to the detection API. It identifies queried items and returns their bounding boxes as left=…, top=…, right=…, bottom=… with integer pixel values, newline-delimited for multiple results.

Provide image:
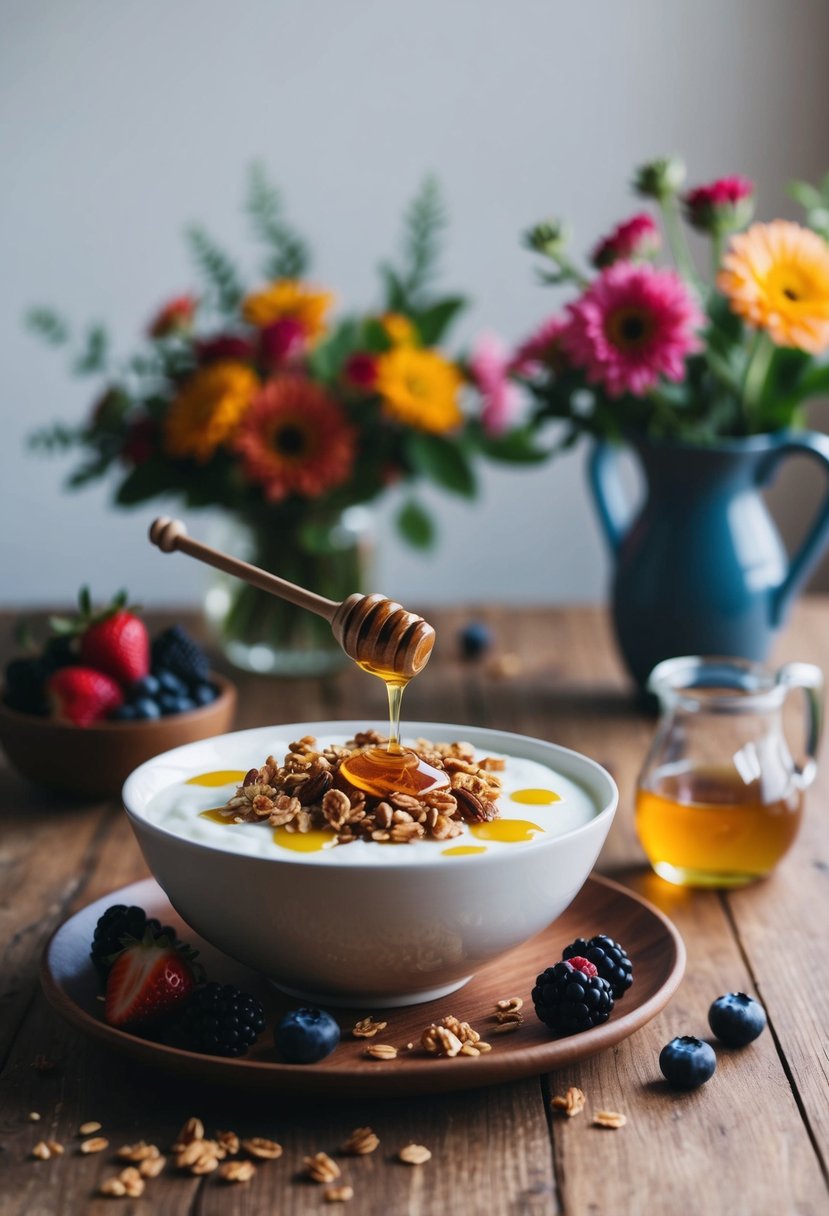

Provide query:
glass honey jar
left=636, top=656, right=823, bottom=887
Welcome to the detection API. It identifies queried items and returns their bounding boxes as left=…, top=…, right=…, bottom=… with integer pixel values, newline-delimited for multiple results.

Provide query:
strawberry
left=80, top=610, right=150, bottom=686
left=104, top=935, right=196, bottom=1029
left=47, top=666, right=123, bottom=726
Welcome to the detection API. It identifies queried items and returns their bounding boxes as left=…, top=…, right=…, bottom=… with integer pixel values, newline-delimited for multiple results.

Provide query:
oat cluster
left=219, top=731, right=505, bottom=846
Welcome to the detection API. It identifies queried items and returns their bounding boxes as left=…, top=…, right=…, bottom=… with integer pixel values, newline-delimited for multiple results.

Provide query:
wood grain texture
left=1, top=603, right=828, bottom=1215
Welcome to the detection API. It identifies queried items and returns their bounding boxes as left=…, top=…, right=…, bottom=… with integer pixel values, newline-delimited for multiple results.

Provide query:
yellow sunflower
left=374, top=346, right=463, bottom=433
left=241, top=279, right=333, bottom=344
left=717, top=220, right=829, bottom=353
left=164, top=361, right=258, bottom=462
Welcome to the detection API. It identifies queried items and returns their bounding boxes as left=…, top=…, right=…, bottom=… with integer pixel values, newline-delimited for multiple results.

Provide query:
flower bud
left=683, top=176, right=754, bottom=234
left=633, top=158, right=686, bottom=201
left=523, top=219, right=570, bottom=260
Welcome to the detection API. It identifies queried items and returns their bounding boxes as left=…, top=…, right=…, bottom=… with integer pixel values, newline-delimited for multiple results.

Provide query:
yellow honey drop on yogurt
left=273, top=826, right=335, bottom=853
left=470, top=819, right=544, bottom=843
left=510, top=788, right=561, bottom=806
left=186, top=770, right=247, bottom=787
left=199, top=808, right=238, bottom=825
left=441, top=845, right=488, bottom=857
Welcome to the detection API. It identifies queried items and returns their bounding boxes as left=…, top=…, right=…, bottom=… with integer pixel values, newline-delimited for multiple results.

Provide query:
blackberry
left=151, top=626, right=210, bottom=685
left=3, top=657, right=49, bottom=714
left=562, top=934, right=633, bottom=998
left=90, top=904, right=179, bottom=977
left=532, top=959, right=615, bottom=1035
left=175, top=982, right=266, bottom=1057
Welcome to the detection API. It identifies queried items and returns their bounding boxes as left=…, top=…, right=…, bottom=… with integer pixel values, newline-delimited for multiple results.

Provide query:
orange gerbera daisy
left=241, top=279, right=333, bottom=344
left=234, top=377, right=356, bottom=502
left=717, top=220, right=829, bottom=353
left=164, top=361, right=258, bottom=462
left=374, top=346, right=463, bottom=434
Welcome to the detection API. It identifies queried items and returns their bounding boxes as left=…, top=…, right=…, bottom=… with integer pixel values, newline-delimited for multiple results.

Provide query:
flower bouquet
left=29, top=168, right=536, bottom=674
left=511, top=158, right=829, bottom=682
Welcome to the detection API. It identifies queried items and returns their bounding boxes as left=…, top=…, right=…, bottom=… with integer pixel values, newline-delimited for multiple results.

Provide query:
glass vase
left=204, top=507, right=374, bottom=676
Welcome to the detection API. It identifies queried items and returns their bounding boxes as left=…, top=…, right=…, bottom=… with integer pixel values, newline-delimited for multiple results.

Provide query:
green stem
left=710, top=230, right=724, bottom=282
left=660, top=194, right=700, bottom=288
left=742, top=331, right=775, bottom=432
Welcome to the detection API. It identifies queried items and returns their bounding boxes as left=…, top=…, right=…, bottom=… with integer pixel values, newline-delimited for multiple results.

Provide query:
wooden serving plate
left=42, top=874, right=685, bottom=1096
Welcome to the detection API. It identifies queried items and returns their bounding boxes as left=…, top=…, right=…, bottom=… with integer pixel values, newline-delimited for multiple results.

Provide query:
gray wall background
left=3, top=0, right=829, bottom=606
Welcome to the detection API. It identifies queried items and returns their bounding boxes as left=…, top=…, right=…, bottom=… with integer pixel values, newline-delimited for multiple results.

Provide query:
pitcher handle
left=776, top=661, right=824, bottom=789
left=587, top=442, right=631, bottom=555
left=756, top=430, right=829, bottom=626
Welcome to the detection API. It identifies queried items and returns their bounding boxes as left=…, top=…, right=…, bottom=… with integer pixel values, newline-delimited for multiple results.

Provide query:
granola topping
left=593, top=1110, right=627, bottom=1129
left=398, top=1143, right=432, bottom=1165
left=551, top=1087, right=586, bottom=1118
left=352, top=1016, right=388, bottom=1039
left=341, top=1127, right=380, bottom=1155
left=305, top=1151, right=341, bottom=1183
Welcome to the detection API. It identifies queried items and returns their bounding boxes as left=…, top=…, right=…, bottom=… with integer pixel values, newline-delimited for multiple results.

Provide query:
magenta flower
left=510, top=315, right=570, bottom=375
left=343, top=352, right=379, bottom=389
left=563, top=263, right=702, bottom=398
left=196, top=334, right=256, bottom=364
left=469, top=333, right=522, bottom=436
left=259, top=317, right=307, bottom=368
left=591, top=213, right=660, bottom=269
left=683, top=176, right=754, bottom=232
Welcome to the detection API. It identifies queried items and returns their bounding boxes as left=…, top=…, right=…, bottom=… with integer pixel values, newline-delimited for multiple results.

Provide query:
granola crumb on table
left=219, top=733, right=504, bottom=847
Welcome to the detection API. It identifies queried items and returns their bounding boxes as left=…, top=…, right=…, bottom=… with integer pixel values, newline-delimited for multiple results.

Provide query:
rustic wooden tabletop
left=1, top=603, right=827, bottom=1216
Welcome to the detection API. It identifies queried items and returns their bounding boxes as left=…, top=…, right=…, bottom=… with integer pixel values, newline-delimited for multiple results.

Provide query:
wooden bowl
left=0, top=674, right=236, bottom=799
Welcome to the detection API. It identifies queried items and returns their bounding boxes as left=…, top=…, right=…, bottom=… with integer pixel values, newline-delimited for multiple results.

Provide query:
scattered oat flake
left=99, top=1177, right=126, bottom=1197
left=218, top=1159, right=256, bottom=1183
left=139, top=1154, right=167, bottom=1178
left=352, top=1015, right=388, bottom=1038
left=491, top=1020, right=522, bottom=1035
left=552, top=1087, right=586, bottom=1118
left=398, top=1143, right=432, bottom=1165
left=80, top=1136, right=109, bottom=1154
left=341, top=1127, right=379, bottom=1155
left=79, top=1121, right=102, bottom=1135
left=241, top=1136, right=282, bottom=1159
left=31, top=1141, right=51, bottom=1160
left=365, top=1043, right=397, bottom=1060
left=593, top=1110, right=626, bottom=1129
left=27, top=1112, right=41, bottom=1122
left=117, top=1140, right=159, bottom=1162
left=325, top=1185, right=355, bottom=1202
left=46, top=1141, right=64, bottom=1156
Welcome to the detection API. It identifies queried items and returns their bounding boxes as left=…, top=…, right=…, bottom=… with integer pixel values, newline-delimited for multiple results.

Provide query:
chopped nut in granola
left=325, top=1185, right=355, bottom=1202
left=216, top=1130, right=240, bottom=1156
left=305, top=1152, right=341, bottom=1183
left=31, top=1141, right=52, bottom=1160
left=78, top=1121, right=102, bottom=1135
left=46, top=1141, right=64, bottom=1156
left=118, top=1167, right=145, bottom=1197
left=551, top=1087, right=586, bottom=1118
left=421, top=1024, right=462, bottom=1057
left=98, top=1178, right=126, bottom=1197
left=496, top=997, right=524, bottom=1013
left=352, top=1016, right=388, bottom=1039
left=79, top=1136, right=109, bottom=1154
left=341, top=1127, right=379, bottom=1155
left=398, top=1143, right=432, bottom=1165
left=138, top=1154, right=167, bottom=1178
left=593, top=1110, right=627, bottom=1129
left=117, top=1140, right=159, bottom=1162
left=218, top=1159, right=256, bottom=1183
left=172, top=1116, right=204, bottom=1148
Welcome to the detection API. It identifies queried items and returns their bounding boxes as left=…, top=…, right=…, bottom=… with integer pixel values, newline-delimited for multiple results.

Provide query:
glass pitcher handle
left=776, top=662, right=824, bottom=788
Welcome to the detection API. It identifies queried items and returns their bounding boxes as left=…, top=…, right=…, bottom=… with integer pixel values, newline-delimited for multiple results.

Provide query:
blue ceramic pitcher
left=588, top=430, right=829, bottom=687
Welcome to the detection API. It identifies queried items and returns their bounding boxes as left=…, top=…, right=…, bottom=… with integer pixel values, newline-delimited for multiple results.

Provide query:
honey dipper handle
left=148, top=517, right=339, bottom=621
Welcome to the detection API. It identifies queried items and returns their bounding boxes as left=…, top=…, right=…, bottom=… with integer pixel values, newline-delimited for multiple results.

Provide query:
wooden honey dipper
left=148, top=517, right=435, bottom=679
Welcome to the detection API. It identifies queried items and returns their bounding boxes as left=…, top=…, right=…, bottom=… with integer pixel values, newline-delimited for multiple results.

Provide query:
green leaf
left=25, top=307, right=70, bottom=345
left=477, top=424, right=550, bottom=464
left=396, top=498, right=435, bottom=548
left=788, top=180, right=824, bottom=211
left=404, top=432, right=476, bottom=497
left=114, top=460, right=175, bottom=506
left=378, top=263, right=409, bottom=312
left=246, top=162, right=310, bottom=280
left=186, top=226, right=244, bottom=316
left=72, top=323, right=109, bottom=375
left=394, top=176, right=448, bottom=307
left=412, top=296, right=467, bottom=346
left=66, top=456, right=112, bottom=488
left=79, top=586, right=92, bottom=615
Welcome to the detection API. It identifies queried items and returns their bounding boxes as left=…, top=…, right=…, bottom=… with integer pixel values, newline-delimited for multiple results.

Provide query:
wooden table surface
left=1, top=602, right=828, bottom=1216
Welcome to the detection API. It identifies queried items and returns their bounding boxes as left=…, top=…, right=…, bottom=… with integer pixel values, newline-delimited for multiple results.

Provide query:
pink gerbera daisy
left=468, top=333, right=522, bottom=436
left=562, top=264, right=702, bottom=398
left=510, top=315, right=571, bottom=375
left=591, top=213, right=660, bottom=269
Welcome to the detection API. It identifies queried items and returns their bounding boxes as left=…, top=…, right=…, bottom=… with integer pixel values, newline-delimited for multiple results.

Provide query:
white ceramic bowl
left=122, top=721, right=618, bottom=1007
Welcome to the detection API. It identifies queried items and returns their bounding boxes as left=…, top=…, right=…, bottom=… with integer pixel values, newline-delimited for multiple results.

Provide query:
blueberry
left=110, top=704, right=138, bottom=721
left=191, top=683, right=217, bottom=707
left=129, top=674, right=160, bottom=700
left=275, top=1008, right=340, bottom=1064
left=659, top=1035, right=716, bottom=1089
left=708, top=993, right=767, bottom=1047
left=158, top=693, right=195, bottom=715
left=155, top=669, right=188, bottom=696
left=132, top=697, right=161, bottom=720
left=459, top=621, right=493, bottom=661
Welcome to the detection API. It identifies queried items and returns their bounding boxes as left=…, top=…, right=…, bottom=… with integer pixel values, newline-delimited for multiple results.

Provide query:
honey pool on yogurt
left=145, top=736, right=597, bottom=865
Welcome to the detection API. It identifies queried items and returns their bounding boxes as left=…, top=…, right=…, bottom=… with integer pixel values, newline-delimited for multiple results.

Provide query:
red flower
left=591, top=214, right=660, bottom=269
left=683, top=176, right=754, bottom=233
left=343, top=352, right=379, bottom=389
left=121, top=417, right=158, bottom=466
left=197, top=334, right=255, bottom=364
left=259, top=318, right=307, bottom=368
left=147, top=295, right=197, bottom=339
